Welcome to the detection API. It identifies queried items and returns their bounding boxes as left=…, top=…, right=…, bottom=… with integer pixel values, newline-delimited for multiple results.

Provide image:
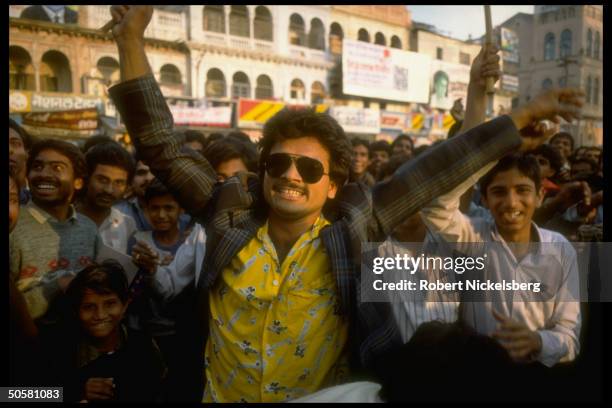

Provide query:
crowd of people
left=8, top=5, right=604, bottom=403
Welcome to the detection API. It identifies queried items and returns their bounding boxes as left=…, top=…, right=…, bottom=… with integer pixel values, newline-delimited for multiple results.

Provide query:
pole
left=484, top=6, right=495, bottom=116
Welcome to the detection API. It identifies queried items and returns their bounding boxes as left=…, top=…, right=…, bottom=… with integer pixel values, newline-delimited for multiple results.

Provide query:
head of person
left=143, top=179, right=183, bottom=233
left=65, top=260, right=128, bottom=340
left=27, top=139, right=87, bottom=209
left=258, top=108, right=351, bottom=222
left=479, top=153, right=543, bottom=240
left=9, top=118, right=34, bottom=187
left=82, top=135, right=114, bottom=154
left=369, top=140, right=392, bottom=177
left=549, top=132, right=574, bottom=161
left=9, top=173, right=20, bottom=233
left=433, top=71, right=449, bottom=99
left=378, top=321, right=514, bottom=402
left=583, top=146, right=602, bottom=167
left=350, top=138, right=370, bottom=177
left=131, top=153, right=156, bottom=199
left=226, top=131, right=253, bottom=145
left=183, top=130, right=207, bottom=154
left=527, top=144, right=564, bottom=180
left=84, top=142, right=135, bottom=210
left=203, top=137, right=258, bottom=182
left=205, top=132, right=225, bottom=149
left=391, top=134, right=414, bottom=159
left=570, top=156, right=598, bottom=181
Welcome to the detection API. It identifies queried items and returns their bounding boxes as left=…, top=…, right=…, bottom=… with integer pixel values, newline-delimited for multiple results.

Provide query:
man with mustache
left=106, top=6, right=585, bottom=402
left=10, top=139, right=99, bottom=322
left=77, top=141, right=137, bottom=254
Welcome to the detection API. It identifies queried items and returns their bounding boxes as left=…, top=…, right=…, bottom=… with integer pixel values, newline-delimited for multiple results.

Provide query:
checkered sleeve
left=109, top=75, right=218, bottom=218
left=372, top=115, right=522, bottom=239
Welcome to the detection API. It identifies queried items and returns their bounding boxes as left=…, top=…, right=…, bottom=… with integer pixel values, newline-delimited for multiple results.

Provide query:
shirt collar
left=27, top=202, right=78, bottom=224
left=77, top=324, right=128, bottom=369
left=490, top=221, right=544, bottom=260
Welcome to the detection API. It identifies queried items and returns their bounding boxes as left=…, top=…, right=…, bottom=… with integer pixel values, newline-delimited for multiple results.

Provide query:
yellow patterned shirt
left=203, top=216, right=350, bottom=402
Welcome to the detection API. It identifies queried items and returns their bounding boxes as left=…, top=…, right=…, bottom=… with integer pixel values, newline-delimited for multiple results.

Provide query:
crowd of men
left=8, top=5, right=604, bottom=403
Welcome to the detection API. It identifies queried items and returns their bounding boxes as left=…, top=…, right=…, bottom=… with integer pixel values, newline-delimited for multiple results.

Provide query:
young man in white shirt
left=421, top=149, right=582, bottom=367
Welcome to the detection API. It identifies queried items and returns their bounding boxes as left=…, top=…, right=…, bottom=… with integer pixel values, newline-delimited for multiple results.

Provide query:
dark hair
left=447, top=120, right=463, bottom=138
left=391, top=134, right=414, bottom=152
left=550, top=132, right=575, bottom=151
left=259, top=108, right=352, bottom=186
left=27, top=139, right=87, bottom=181
left=65, top=260, right=129, bottom=313
left=379, top=154, right=410, bottom=180
left=203, top=137, right=258, bottom=173
left=9, top=117, right=34, bottom=150
left=205, top=132, right=225, bottom=148
left=143, top=179, right=177, bottom=204
left=479, top=153, right=541, bottom=197
left=85, top=141, right=136, bottom=183
left=226, top=131, right=253, bottom=146
left=377, top=321, right=514, bottom=402
left=184, top=130, right=207, bottom=149
left=82, top=135, right=114, bottom=154
left=351, top=137, right=370, bottom=151
left=527, top=143, right=564, bottom=175
left=369, top=140, right=392, bottom=158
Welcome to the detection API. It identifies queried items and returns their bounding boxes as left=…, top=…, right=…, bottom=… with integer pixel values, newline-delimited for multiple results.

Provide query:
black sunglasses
left=264, top=153, right=329, bottom=184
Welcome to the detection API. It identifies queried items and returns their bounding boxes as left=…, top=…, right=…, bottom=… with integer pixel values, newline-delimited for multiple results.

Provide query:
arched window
left=229, top=5, right=249, bottom=37
left=160, top=64, right=182, bottom=85
left=542, top=78, right=553, bottom=90
left=9, top=46, right=35, bottom=90
left=203, top=5, right=225, bottom=33
left=593, top=77, right=599, bottom=105
left=311, top=81, right=325, bottom=104
left=585, top=76, right=592, bottom=104
left=390, top=35, right=402, bottom=49
left=374, top=32, right=386, bottom=46
left=594, top=31, right=600, bottom=59
left=290, top=79, right=305, bottom=100
left=40, top=50, right=72, bottom=92
left=231, top=71, right=250, bottom=99
left=255, top=74, right=273, bottom=99
left=205, top=68, right=226, bottom=98
left=586, top=29, right=592, bottom=57
left=560, top=29, right=572, bottom=58
left=329, top=22, right=343, bottom=54
left=309, top=18, right=325, bottom=50
left=358, top=28, right=370, bottom=42
left=544, top=33, right=555, bottom=60
left=289, top=14, right=306, bottom=46
left=96, top=57, right=120, bottom=85
left=254, top=6, right=273, bottom=41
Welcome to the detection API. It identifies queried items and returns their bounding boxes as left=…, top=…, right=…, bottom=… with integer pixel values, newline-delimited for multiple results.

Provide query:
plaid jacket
left=109, top=75, right=522, bottom=370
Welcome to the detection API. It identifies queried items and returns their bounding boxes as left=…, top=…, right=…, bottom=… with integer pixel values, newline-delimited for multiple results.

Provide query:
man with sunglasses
left=106, top=6, right=585, bottom=402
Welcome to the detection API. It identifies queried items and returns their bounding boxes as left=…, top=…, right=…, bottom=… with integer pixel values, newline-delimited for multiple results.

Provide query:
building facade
left=515, top=5, right=603, bottom=146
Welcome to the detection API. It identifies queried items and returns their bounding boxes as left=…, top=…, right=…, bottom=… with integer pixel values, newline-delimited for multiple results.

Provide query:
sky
left=408, top=6, right=535, bottom=41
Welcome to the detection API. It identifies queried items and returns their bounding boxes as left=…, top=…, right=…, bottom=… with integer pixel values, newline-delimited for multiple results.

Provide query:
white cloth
left=420, top=161, right=581, bottom=367
left=42, top=5, right=66, bottom=23
left=98, top=207, right=138, bottom=254
left=378, top=237, right=459, bottom=344
left=290, top=381, right=383, bottom=403
left=152, top=223, right=206, bottom=301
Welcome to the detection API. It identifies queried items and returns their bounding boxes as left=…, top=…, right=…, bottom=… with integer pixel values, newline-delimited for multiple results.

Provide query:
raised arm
left=107, top=6, right=218, bottom=218
left=372, top=86, right=585, bottom=239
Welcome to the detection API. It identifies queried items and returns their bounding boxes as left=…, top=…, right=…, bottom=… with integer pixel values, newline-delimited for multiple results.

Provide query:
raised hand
left=469, top=45, right=501, bottom=91
left=109, top=6, right=153, bottom=44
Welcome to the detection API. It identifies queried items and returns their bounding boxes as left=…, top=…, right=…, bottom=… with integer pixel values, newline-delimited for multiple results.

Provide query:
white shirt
left=152, top=223, right=207, bottom=301
left=42, top=5, right=66, bottom=23
left=98, top=207, right=138, bottom=255
left=420, top=161, right=581, bottom=367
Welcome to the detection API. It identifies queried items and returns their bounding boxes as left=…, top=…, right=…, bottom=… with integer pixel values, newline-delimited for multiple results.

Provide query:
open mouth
left=273, top=185, right=306, bottom=201
left=501, top=210, right=523, bottom=223
left=33, top=182, right=59, bottom=193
